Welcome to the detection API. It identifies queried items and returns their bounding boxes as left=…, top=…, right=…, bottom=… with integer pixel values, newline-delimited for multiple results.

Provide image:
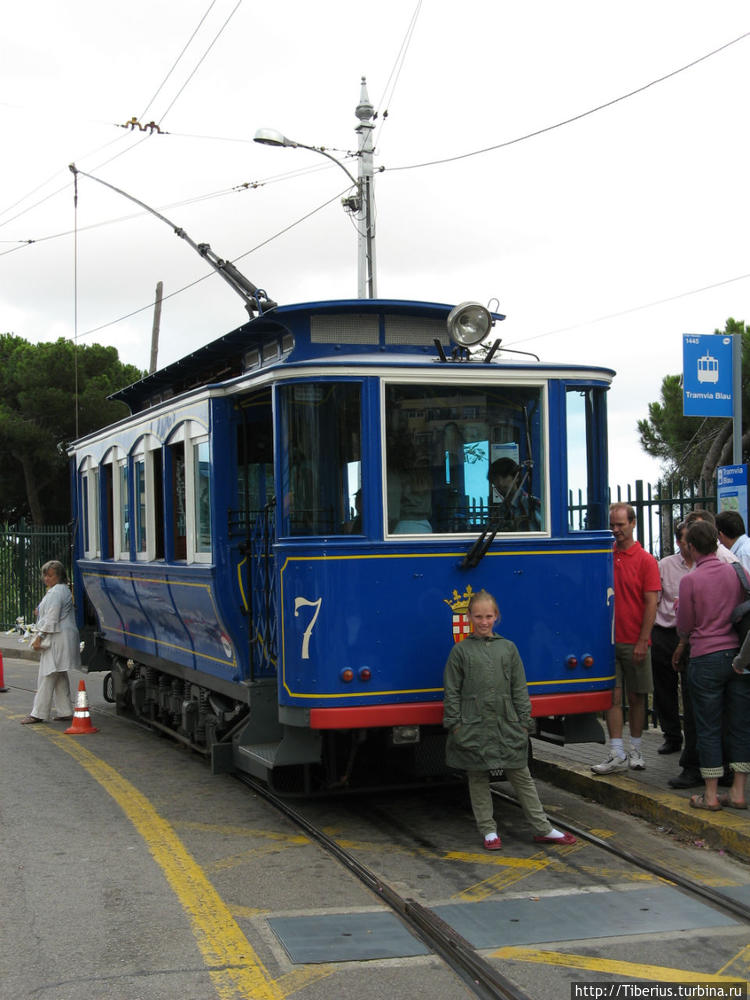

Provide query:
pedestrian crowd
left=590, top=503, right=749, bottom=813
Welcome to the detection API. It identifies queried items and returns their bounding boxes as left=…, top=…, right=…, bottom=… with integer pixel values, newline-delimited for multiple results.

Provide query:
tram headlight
left=340, top=667, right=354, bottom=683
left=446, top=302, right=494, bottom=347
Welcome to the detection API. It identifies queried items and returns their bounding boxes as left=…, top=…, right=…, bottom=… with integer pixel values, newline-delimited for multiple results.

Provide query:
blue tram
left=70, top=298, right=615, bottom=792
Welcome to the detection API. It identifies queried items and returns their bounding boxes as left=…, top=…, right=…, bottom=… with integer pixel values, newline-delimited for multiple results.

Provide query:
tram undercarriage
left=101, top=650, right=453, bottom=795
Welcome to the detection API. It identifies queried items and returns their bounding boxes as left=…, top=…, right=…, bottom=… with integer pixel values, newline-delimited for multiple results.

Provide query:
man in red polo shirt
left=592, top=502, right=661, bottom=774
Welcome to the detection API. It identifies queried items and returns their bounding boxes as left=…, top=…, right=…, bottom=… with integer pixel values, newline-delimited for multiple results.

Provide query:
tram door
left=235, top=392, right=277, bottom=679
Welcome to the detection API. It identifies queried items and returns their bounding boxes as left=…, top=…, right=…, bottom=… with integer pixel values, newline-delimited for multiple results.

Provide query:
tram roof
left=110, top=298, right=615, bottom=413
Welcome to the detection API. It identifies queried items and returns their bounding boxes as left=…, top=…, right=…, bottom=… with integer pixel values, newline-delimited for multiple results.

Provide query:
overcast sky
left=3, top=1, right=749, bottom=488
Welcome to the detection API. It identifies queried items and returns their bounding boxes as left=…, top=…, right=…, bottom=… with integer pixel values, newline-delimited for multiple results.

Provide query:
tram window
left=385, top=383, right=546, bottom=534
left=82, top=475, right=90, bottom=552
left=102, top=463, right=114, bottom=558
left=193, top=440, right=211, bottom=553
left=236, top=391, right=274, bottom=522
left=170, top=442, right=187, bottom=560
left=80, top=466, right=100, bottom=558
left=118, top=461, right=129, bottom=556
left=278, top=382, right=362, bottom=536
left=152, top=451, right=165, bottom=559
left=566, top=386, right=608, bottom=531
left=134, top=458, right=147, bottom=554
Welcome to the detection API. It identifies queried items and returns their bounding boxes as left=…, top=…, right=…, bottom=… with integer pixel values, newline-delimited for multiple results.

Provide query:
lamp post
left=254, top=77, right=377, bottom=299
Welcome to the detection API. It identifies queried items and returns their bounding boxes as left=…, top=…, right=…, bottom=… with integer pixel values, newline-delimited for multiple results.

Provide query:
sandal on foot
left=689, top=793, right=722, bottom=811
left=718, top=794, right=748, bottom=810
left=483, top=835, right=502, bottom=851
left=533, top=831, right=577, bottom=845
left=20, top=715, right=44, bottom=725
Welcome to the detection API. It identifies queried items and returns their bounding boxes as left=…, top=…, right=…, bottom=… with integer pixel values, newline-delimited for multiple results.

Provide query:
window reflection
left=385, top=384, right=545, bottom=534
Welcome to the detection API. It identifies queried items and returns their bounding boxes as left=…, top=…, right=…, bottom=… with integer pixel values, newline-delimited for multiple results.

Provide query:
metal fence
left=609, top=478, right=717, bottom=559
left=0, top=521, right=73, bottom=630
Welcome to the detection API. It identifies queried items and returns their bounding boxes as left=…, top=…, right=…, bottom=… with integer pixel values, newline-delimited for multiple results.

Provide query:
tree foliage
left=638, top=318, right=750, bottom=483
left=0, top=336, right=144, bottom=524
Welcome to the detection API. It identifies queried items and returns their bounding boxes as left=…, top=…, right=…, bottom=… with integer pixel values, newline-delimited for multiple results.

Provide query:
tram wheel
left=102, top=672, right=115, bottom=703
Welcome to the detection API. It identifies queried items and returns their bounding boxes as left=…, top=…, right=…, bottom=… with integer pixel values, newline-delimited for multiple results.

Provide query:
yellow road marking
left=493, top=947, right=742, bottom=982
left=44, top=729, right=334, bottom=1000
left=717, top=942, right=750, bottom=980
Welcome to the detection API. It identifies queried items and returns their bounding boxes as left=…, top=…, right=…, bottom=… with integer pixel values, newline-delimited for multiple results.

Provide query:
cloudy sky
left=3, top=1, right=749, bottom=488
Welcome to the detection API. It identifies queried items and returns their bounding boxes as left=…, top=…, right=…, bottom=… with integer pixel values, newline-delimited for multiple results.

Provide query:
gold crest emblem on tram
left=444, top=586, right=477, bottom=644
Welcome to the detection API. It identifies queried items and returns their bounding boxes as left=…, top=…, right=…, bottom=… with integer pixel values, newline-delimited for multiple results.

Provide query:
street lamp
left=254, top=77, right=377, bottom=299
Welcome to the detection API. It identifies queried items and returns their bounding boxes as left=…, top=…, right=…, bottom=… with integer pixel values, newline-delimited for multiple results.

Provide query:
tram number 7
left=294, top=596, right=323, bottom=659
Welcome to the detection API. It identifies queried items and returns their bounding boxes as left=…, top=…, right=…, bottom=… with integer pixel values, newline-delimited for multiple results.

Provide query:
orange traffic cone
left=65, top=679, right=99, bottom=735
left=0, top=651, right=7, bottom=693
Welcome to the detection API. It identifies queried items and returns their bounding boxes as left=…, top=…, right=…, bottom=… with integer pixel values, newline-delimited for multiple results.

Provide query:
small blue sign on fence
left=717, top=464, right=749, bottom=528
left=683, top=334, right=734, bottom=417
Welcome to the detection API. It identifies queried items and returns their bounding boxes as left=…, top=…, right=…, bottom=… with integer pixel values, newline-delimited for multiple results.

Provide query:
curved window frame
left=78, top=456, right=100, bottom=559
left=164, top=420, right=212, bottom=563
left=130, top=434, right=162, bottom=561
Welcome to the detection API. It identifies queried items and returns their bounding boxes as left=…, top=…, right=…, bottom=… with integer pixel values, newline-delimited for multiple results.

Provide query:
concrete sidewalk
left=533, top=725, right=750, bottom=864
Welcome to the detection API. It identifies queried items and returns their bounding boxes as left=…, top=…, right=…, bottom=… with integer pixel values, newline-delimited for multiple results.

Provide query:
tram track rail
left=237, top=774, right=533, bottom=1000
left=237, top=773, right=750, bottom=999
left=491, top=787, right=750, bottom=925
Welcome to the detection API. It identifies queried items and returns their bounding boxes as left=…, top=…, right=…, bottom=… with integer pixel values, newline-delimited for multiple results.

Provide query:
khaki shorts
left=614, top=642, right=654, bottom=696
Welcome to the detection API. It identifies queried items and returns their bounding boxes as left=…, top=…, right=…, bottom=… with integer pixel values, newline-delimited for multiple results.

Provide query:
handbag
left=730, top=563, right=750, bottom=645
left=37, top=634, right=51, bottom=649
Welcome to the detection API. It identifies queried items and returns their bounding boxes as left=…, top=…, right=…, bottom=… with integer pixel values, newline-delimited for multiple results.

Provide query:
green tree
left=0, top=336, right=144, bottom=523
left=638, top=318, right=750, bottom=483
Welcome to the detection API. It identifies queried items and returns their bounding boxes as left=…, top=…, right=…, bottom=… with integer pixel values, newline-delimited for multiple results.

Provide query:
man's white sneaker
left=591, top=751, right=628, bottom=774
left=628, top=749, right=646, bottom=770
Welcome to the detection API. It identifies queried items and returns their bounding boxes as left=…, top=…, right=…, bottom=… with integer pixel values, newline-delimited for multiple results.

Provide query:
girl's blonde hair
left=467, top=589, right=499, bottom=616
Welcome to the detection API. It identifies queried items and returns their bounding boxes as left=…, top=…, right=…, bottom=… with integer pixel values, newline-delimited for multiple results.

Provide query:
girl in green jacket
left=443, top=590, right=576, bottom=850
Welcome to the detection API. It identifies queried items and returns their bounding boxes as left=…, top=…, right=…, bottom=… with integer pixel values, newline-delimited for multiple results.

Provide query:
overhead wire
left=5, top=21, right=748, bottom=352
left=0, top=160, right=337, bottom=257
left=373, top=0, right=422, bottom=148
left=384, top=29, right=750, bottom=173
left=503, top=272, right=750, bottom=349
left=0, top=1, right=237, bottom=233
left=75, top=186, right=349, bottom=340
left=138, top=0, right=220, bottom=121
left=155, top=0, right=244, bottom=123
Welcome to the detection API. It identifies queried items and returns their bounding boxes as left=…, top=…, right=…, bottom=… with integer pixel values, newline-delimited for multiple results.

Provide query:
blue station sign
left=682, top=334, right=734, bottom=417
left=717, top=464, right=749, bottom=527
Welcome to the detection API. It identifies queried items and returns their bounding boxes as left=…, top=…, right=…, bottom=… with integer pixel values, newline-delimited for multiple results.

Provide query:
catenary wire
left=373, top=0, right=423, bottom=148
left=138, top=0, right=220, bottom=121
left=502, top=272, right=750, bottom=349
left=155, top=0, right=244, bottom=124
left=384, top=30, right=750, bottom=173
left=0, top=162, right=336, bottom=256
left=75, top=186, right=348, bottom=340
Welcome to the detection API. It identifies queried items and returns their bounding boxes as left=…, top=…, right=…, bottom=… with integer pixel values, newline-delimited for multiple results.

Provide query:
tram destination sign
left=682, top=333, right=733, bottom=417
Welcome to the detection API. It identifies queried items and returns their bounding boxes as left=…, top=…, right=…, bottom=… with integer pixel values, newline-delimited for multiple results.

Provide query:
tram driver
left=488, top=458, right=541, bottom=532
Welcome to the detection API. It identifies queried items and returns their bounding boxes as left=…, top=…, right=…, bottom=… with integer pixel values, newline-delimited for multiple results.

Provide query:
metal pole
left=150, top=280, right=163, bottom=373
left=733, top=331, right=743, bottom=464
left=354, top=77, right=377, bottom=298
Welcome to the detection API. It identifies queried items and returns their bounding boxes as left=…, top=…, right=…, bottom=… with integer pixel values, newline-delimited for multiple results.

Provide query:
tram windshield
left=384, top=383, right=545, bottom=535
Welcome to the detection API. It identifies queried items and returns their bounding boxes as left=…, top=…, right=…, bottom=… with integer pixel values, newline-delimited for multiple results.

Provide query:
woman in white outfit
left=20, top=560, right=80, bottom=724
